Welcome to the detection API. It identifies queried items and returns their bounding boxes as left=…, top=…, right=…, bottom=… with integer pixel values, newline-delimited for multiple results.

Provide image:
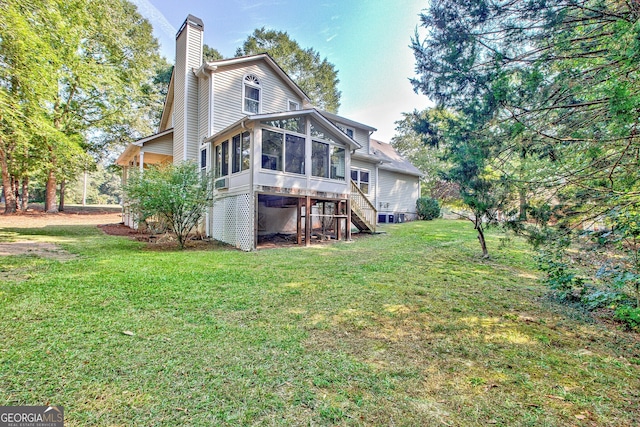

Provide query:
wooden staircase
left=350, top=180, right=377, bottom=233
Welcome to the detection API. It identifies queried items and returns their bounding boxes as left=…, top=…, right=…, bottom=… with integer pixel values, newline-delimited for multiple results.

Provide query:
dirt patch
left=98, top=223, right=146, bottom=239
left=0, top=241, right=76, bottom=261
left=1, top=204, right=122, bottom=228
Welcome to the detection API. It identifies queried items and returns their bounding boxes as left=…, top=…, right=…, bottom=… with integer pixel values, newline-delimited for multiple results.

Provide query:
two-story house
left=116, top=15, right=422, bottom=251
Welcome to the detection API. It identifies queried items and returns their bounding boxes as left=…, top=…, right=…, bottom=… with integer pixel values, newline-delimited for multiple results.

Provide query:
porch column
left=139, top=152, right=144, bottom=172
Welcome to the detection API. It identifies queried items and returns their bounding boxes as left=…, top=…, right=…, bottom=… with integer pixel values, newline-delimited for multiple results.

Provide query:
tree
left=391, top=108, right=455, bottom=199
left=124, top=162, right=214, bottom=249
left=410, top=0, right=640, bottom=316
left=203, top=44, right=223, bottom=62
left=236, top=28, right=341, bottom=113
left=0, top=0, right=168, bottom=213
left=417, top=109, right=511, bottom=257
left=411, top=0, right=640, bottom=229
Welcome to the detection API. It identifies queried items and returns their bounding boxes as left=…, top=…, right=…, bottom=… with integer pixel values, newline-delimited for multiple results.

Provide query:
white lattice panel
left=212, top=193, right=254, bottom=251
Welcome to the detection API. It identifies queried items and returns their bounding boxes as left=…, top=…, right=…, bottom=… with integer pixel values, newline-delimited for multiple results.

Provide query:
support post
left=297, top=197, right=302, bottom=245
left=305, top=196, right=311, bottom=247
left=346, top=198, right=352, bottom=241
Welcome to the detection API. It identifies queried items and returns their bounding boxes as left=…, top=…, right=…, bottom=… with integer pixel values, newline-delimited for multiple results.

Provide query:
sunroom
left=203, top=109, right=368, bottom=250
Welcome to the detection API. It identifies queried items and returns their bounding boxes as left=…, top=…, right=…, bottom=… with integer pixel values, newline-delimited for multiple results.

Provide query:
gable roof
left=195, top=53, right=312, bottom=106
left=115, top=128, right=174, bottom=166
left=158, top=68, right=175, bottom=133
left=370, top=139, right=423, bottom=177
left=319, top=110, right=377, bottom=133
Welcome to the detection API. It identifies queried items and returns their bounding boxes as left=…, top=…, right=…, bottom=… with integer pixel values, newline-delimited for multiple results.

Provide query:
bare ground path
left=0, top=204, right=123, bottom=258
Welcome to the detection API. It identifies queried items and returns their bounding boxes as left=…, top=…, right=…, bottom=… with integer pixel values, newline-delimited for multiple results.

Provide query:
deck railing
left=350, top=179, right=376, bottom=232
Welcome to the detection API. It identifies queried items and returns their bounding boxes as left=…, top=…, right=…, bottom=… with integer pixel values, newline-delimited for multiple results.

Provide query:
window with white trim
left=232, top=131, right=251, bottom=174
left=336, top=123, right=355, bottom=138
left=200, top=147, right=208, bottom=180
left=288, top=100, right=300, bottom=111
left=312, top=141, right=345, bottom=180
left=243, top=74, right=261, bottom=114
left=214, top=140, right=229, bottom=178
left=351, top=168, right=370, bottom=194
left=261, top=121, right=306, bottom=175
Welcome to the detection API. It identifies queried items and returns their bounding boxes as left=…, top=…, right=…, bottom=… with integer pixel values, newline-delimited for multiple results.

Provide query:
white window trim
left=337, top=123, right=355, bottom=139
left=351, top=167, right=371, bottom=194
left=242, top=74, right=261, bottom=115
left=288, top=99, right=300, bottom=111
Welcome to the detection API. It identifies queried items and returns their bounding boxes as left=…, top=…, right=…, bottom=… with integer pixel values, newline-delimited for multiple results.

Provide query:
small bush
left=417, top=197, right=440, bottom=220
left=614, top=306, right=640, bottom=330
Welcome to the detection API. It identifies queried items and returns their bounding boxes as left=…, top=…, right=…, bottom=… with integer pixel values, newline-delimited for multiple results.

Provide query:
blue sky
left=130, top=0, right=432, bottom=142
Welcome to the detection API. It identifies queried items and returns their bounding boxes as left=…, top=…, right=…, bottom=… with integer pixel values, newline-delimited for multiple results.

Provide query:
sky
left=130, top=0, right=433, bottom=142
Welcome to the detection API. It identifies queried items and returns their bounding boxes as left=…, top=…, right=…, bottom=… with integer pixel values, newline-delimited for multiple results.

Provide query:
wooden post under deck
left=346, top=198, right=352, bottom=241
left=336, top=201, right=342, bottom=241
left=296, top=197, right=302, bottom=245
left=305, top=196, right=311, bottom=247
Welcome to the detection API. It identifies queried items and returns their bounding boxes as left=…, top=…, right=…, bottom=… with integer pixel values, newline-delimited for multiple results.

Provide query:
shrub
left=614, top=306, right=640, bottom=330
left=124, top=162, right=214, bottom=249
left=417, top=197, right=440, bottom=220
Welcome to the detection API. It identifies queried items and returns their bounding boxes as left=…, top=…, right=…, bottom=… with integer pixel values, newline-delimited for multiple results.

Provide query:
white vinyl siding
left=198, top=75, right=209, bottom=144
left=377, top=169, right=419, bottom=214
left=174, top=20, right=202, bottom=163
left=212, top=62, right=303, bottom=134
left=173, top=36, right=185, bottom=162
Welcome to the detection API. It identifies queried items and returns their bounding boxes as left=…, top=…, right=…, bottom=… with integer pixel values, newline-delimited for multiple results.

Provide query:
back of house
left=117, top=15, right=422, bottom=250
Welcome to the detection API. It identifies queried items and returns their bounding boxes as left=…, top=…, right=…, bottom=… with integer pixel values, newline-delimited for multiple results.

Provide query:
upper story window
left=336, top=123, right=355, bottom=139
left=288, top=100, right=300, bottom=111
left=243, top=74, right=261, bottom=114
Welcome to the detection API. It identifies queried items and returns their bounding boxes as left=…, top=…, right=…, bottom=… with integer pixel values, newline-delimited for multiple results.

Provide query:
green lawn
left=1, top=220, right=638, bottom=426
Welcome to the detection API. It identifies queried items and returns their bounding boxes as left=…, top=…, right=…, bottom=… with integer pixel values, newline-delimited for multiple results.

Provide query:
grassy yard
left=0, top=220, right=638, bottom=426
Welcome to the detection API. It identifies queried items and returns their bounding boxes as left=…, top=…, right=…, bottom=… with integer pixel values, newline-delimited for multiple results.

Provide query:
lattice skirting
left=212, top=193, right=254, bottom=251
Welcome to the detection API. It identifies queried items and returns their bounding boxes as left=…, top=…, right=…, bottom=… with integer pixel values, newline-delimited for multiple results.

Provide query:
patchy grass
left=0, top=220, right=638, bottom=426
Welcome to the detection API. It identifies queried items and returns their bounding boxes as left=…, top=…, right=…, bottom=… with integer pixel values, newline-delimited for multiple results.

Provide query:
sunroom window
left=285, top=134, right=305, bottom=174
left=232, top=131, right=251, bottom=173
left=262, top=130, right=282, bottom=171
left=312, top=140, right=345, bottom=180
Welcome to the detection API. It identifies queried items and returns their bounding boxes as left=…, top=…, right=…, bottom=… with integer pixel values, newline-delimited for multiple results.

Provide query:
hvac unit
left=378, top=214, right=387, bottom=223
left=214, top=177, right=229, bottom=190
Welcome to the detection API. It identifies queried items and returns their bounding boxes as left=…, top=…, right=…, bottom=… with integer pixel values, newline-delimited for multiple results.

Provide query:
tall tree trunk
left=474, top=216, right=489, bottom=258
left=12, top=179, right=19, bottom=210
left=21, top=176, right=29, bottom=211
left=45, top=169, right=58, bottom=213
left=0, top=142, right=17, bottom=213
left=45, top=143, right=58, bottom=212
left=519, top=188, right=527, bottom=221
left=82, top=169, right=87, bottom=206
left=477, top=227, right=489, bottom=258
left=58, top=179, right=65, bottom=212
